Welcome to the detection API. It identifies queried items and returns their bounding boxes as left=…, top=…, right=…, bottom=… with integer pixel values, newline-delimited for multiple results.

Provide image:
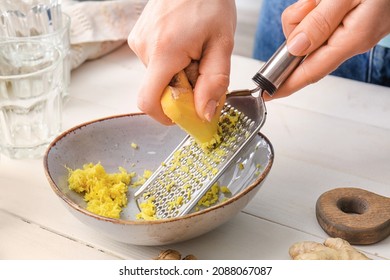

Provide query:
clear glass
left=0, top=1, right=71, bottom=100
left=0, top=1, right=63, bottom=36
left=0, top=40, right=63, bottom=159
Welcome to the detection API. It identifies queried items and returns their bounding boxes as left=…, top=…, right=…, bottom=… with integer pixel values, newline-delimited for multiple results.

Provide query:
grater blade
left=134, top=91, right=267, bottom=219
left=134, top=41, right=305, bottom=219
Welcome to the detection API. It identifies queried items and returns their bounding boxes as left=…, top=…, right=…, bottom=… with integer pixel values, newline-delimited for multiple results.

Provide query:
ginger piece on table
left=289, top=238, right=370, bottom=260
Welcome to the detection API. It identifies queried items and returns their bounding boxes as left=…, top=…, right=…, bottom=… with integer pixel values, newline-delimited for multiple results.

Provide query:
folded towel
left=63, top=0, right=147, bottom=69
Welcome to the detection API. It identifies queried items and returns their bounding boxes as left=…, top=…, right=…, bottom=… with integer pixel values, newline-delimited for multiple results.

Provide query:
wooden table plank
left=0, top=210, right=119, bottom=260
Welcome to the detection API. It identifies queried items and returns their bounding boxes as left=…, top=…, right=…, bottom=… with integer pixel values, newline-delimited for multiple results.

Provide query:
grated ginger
left=67, top=162, right=135, bottom=219
left=137, top=182, right=231, bottom=220
left=135, top=113, right=241, bottom=220
left=136, top=196, right=157, bottom=221
left=130, top=169, right=153, bottom=188
left=135, top=109, right=240, bottom=220
left=130, top=142, right=138, bottom=149
left=197, top=182, right=229, bottom=208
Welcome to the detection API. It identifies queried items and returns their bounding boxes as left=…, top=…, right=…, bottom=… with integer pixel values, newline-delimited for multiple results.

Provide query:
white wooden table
left=1, top=45, right=389, bottom=260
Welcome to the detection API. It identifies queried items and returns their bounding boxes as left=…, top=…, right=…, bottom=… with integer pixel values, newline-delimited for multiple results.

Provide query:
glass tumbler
left=0, top=39, right=64, bottom=159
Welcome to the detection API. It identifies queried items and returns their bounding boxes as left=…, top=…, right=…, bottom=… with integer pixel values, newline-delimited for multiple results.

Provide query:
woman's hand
left=271, top=0, right=390, bottom=100
left=128, top=0, right=236, bottom=124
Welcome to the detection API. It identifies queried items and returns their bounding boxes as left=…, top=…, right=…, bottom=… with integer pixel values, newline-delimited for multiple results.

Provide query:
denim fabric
left=369, top=45, right=390, bottom=86
left=253, top=0, right=390, bottom=87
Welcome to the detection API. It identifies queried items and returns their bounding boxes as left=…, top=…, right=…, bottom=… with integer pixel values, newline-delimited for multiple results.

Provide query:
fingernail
left=287, top=32, right=311, bottom=55
left=204, top=100, right=217, bottom=122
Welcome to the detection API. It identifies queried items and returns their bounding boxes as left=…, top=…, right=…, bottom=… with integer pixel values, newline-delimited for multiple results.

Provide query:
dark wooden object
left=316, top=187, right=390, bottom=245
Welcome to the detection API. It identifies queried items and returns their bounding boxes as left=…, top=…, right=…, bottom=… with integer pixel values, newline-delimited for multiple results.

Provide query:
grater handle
left=252, top=41, right=305, bottom=96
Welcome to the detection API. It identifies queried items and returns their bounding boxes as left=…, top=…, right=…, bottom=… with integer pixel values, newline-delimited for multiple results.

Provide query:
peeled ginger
left=161, top=70, right=225, bottom=147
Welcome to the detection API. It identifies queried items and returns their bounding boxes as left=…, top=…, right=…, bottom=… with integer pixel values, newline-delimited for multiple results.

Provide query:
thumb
left=285, top=0, right=359, bottom=56
left=193, top=39, right=232, bottom=122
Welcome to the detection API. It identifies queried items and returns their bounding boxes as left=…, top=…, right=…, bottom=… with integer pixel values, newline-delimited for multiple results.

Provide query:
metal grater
left=134, top=42, right=305, bottom=219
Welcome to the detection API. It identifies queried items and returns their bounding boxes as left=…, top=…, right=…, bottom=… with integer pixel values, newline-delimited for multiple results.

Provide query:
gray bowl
left=44, top=113, right=274, bottom=245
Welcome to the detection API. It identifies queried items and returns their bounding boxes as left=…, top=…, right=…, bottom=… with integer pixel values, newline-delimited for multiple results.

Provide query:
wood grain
left=316, top=187, right=390, bottom=245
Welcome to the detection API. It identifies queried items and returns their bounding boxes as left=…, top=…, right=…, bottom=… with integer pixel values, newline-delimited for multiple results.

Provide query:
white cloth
left=62, top=0, right=147, bottom=69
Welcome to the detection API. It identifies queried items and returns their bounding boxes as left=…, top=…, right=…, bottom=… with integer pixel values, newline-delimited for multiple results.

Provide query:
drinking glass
left=0, top=39, right=64, bottom=159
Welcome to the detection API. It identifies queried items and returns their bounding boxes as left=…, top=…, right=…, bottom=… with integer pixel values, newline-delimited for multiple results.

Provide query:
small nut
left=155, top=249, right=181, bottom=260
left=182, top=254, right=197, bottom=260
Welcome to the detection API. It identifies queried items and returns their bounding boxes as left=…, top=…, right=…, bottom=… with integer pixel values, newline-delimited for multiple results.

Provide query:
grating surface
left=134, top=104, right=261, bottom=219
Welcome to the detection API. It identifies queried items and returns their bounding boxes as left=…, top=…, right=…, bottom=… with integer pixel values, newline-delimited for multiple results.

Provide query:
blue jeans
left=253, top=0, right=390, bottom=87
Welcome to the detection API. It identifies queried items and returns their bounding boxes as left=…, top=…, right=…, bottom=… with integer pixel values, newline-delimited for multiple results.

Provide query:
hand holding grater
left=134, top=41, right=305, bottom=219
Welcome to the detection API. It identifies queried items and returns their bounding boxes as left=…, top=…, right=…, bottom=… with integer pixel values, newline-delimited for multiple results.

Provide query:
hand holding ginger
left=128, top=0, right=236, bottom=125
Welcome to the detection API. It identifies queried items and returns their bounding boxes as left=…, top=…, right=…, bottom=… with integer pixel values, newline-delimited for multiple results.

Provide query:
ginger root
left=154, top=249, right=197, bottom=260
left=289, top=238, right=370, bottom=260
left=161, top=70, right=225, bottom=146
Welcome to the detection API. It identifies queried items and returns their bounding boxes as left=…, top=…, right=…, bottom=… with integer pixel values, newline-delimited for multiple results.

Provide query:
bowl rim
left=43, top=113, right=274, bottom=225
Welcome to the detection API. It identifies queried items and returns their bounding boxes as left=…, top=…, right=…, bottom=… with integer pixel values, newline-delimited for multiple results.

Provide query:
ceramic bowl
left=44, top=113, right=274, bottom=245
